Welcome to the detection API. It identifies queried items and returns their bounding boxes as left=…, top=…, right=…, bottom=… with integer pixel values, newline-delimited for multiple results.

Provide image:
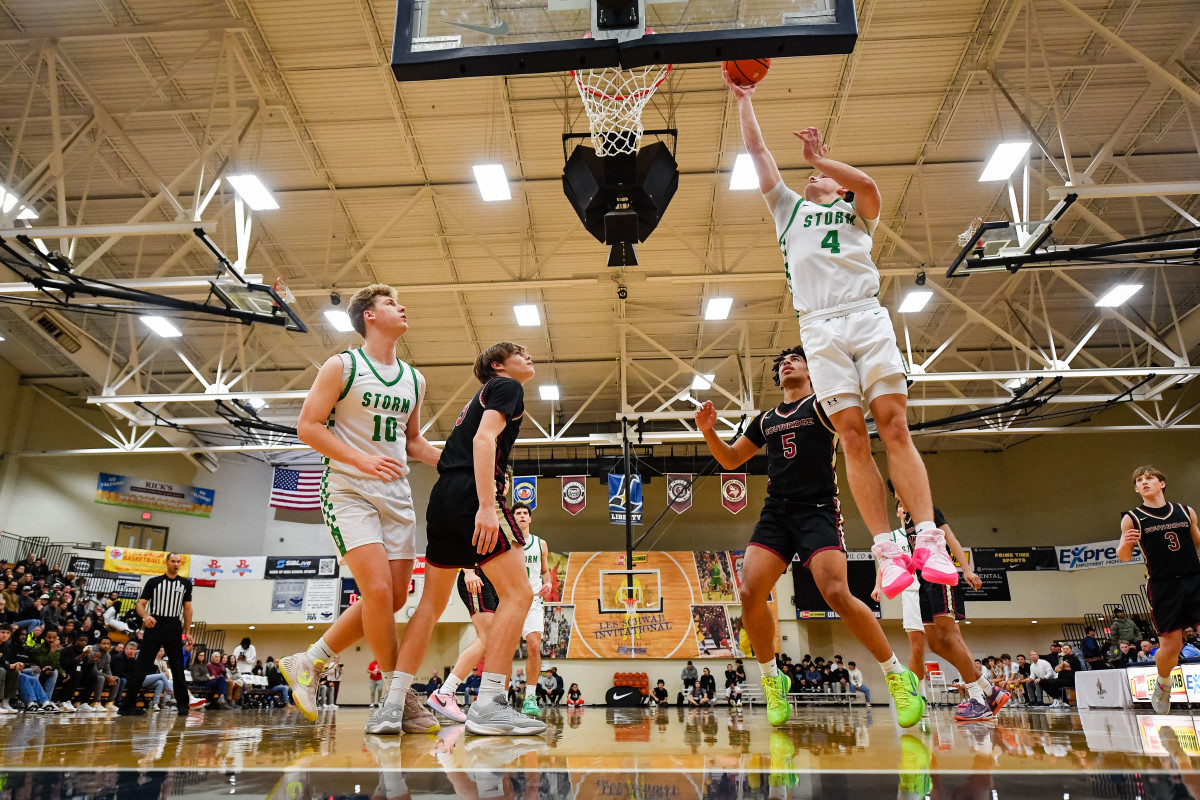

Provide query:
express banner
left=561, top=476, right=586, bottom=516
left=104, top=547, right=191, bottom=577
left=1055, top=541, right=1143, bottom=571
left=721, top=473, right=748, bottom=514
left=971, top=547, right=1059, bottom=571
left=95, top=472, right=215, bottom=517
left=264, top=556, right=340, bottom=579
left=666, top=473, right=693, bottom=514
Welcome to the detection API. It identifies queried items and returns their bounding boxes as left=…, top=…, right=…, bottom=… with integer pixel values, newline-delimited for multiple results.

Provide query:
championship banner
left=512, top=476, right=537, bottom=509
left=961, top=569, right=1011, bottom=601
left=95, top=472, right=215, bottom=517
left=104, top=547, right=191, bottom=577
left=561, top=476, right=586, bottom=516
left=303, top=579, right=339, bottom=624
left=720, top=473, right=748, bottom=514
left=608, top=474, right=642, bottom=526
left=666, top=473, right=692, bottom=514
left=264, top=556, right=339, bottom=579
left=1056, top=540, right=1142, bottom=571
left=192, top=556, right=266, bottom=581
left=972, top=547, right=1059, bottom=571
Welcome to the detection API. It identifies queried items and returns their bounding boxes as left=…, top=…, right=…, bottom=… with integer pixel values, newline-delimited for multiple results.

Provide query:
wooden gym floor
left=0, top=705, right=1196, bottom=798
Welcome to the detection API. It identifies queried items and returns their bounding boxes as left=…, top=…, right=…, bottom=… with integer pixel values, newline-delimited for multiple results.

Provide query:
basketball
left=723, top=58, right=770, bottom=87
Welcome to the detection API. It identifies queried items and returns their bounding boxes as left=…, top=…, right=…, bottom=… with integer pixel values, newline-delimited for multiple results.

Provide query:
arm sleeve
left=183, top=579, right=193, bottom=603
left=742, top=412, right=768, bottom=448
left=765, top=181, right=801, bottom=219
left=482, top=377, right=523, bottom=419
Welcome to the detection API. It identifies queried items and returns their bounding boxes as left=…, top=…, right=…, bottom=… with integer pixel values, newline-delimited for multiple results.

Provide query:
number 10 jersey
left=325, top=347, right=422, bottom=479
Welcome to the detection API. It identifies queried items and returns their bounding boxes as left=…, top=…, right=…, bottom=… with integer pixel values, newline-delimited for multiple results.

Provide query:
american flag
left=270, top=468, right=323, bottom=510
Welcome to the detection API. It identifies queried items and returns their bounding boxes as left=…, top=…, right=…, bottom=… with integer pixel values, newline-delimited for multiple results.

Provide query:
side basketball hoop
left=572, top=36, right=671, bottom=157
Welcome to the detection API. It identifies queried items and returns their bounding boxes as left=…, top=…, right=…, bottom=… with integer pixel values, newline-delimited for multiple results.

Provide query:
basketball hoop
left=572, top=55, right=672, bottom=157
left=271, top=276, right=295, bottom=306
left=957, top=217, right=984, bottom=248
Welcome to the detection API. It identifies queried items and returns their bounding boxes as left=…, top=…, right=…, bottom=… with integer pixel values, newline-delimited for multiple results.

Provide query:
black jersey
left=902, top=506, right=949, bottom=555
left=437, top=377, right=524, bottom=496
left=742, top=394, right=837, bottom=505
left=1124, top=503, right=1199, bottom=580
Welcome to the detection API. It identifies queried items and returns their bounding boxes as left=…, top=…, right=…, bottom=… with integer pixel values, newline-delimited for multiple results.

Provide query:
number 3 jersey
left=1123, top=503, right=1199, bottom=580
left=742, top=394, right=839, bottom=506
left=325, top=348, right=422, bottom=479
left=766, top=181, right=880, bottom=317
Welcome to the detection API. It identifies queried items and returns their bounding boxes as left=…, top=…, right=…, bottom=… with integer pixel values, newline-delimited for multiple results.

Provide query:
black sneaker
left=117, top=706, right=146, bottom=717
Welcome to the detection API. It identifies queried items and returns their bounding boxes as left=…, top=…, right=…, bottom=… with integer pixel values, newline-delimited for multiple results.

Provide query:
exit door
left=116, top=522, right=169, bottom=551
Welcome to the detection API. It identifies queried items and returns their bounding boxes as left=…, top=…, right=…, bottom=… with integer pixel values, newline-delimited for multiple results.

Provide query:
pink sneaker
left=871, top=541, right=914, bottom=599
left=912, top=529, right=959, bottom=585
left=426, top=689, right=466, bottom=723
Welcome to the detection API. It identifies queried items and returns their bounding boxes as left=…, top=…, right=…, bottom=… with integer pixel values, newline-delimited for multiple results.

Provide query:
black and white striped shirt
left=140, top=574, right=192, bottom=623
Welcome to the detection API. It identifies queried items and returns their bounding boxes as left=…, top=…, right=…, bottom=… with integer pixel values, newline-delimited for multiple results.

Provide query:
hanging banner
left=972, top=547, right=1060, bottom=571
left=561, top=476, right=587, bottom=516
left=95, top=472, right=215, bottom=517
left=303, top=579, right=339, bottom=624
left=667, top=473, right=693, bottom=514
left=192, top=556, right=267, bottom=581
left=264, top=556, right=340, bottom=579
left=1055, top=541, right=1143, bottom=571
left=961, top=570, right=1011, bottom=601
left=721, top=473, right=748, bottom=514
left=271, top=580, right=306, bottom=613
left=104, top=547, right=191, bottom=577
left=512, top=476, right=537, bottom=509
left=608, top=474, right=643, bottom=526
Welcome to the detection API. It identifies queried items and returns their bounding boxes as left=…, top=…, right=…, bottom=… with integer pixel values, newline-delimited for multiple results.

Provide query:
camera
left=617, top=285, right=628, bottom=300
left=330, top=291, right=341, bottom=306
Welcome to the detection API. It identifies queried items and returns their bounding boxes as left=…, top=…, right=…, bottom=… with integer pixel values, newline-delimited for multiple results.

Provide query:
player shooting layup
left=726, top=72, right=957, bottom=597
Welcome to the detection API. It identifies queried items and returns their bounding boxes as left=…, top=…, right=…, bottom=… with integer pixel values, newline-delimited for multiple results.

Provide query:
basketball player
left=890, top=493, right=1009, bottom=722
left=725, top=71, right=958, bottom=595
left=385, top=342, right=546, bottom=736
left=283, top=284, right=440, bottom=736
left=695, top=346, right=925, bottom=729
left=510, top=501, right=555, bottom=717
left=1117, top=465, right=1200, bottom=714
left=425, top=565, right=497, bottom=723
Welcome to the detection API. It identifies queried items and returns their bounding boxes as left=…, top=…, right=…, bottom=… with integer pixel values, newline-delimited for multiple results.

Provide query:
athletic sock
left=872, top=532, right=896, bottom=545
left=914, top=520, right=938, bottom=536
left=478, top=671, right=506, bottom=704
left=975, top=675, right=993, bottom=696
left=440, top=674, right=462, bottom=696
left=524, top=683, right=537, bottom=699
left=306, top=637, right=336, bottom=664
left=967, top=682, right=987, bottom=702
left=878, top=654, right=905, bottom=676
left=759, top=659, right=779, bottom=680
left=385, top=672, right=413, bottom=706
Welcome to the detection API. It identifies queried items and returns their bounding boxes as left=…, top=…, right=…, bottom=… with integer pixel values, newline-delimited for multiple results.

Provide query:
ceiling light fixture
left=691, top=373, right=716, bottom=390
left=704, top=297, right=732, bottom=320
left=473, top=164, right=511, bottom=201
left=1095, top=283, right=1142, bottom=308
left=729, top=154, right=758, bottom=190
left=324, top=309, right=354, bottom=332
left=226, top=174, right=280, bottom=210
left=140, top=316, right=182, bottom=338
left=539, top=385, right=560, bottom=401
left=898, top=290, right=933, bottom=313
left=513, top=304, right=541, bottom=326
left=979, top=142, right=1031, bottom=182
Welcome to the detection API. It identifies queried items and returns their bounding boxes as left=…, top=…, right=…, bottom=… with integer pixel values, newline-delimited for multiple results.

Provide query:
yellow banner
left=104, top=546, right=190, bottom=577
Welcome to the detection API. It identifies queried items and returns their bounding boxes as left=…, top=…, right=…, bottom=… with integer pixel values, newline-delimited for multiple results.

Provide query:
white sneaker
left=0, top=702, right=17, bottom=714
left=91, top=703, right=106, bottom=712
left=326, top=703, right=339, bottom=710
left=104, top=703, right=118, bottom=712
left=60, top=702, right=75, bottom=712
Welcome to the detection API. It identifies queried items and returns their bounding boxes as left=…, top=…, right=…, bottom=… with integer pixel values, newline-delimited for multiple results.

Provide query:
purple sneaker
left=954, top=698, right=994, bottom=722
left=986, top=686, right=1010, bottom=716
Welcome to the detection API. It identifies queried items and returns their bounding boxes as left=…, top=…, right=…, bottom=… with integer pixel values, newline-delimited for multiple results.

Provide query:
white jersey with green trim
left=523, top=533, right=543, bottom=593
left=325, top=347, right=421, bottom=479
left=882, top=527, right=912, bottom=557
left=766, top=182, right=880, bottom=317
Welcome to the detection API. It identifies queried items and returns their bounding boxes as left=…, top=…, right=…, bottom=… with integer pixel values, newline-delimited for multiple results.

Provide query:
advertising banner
left=95, top=472, right=215, bottom=517
left=971, top=547, right=1059, bottom=571
left=1056, top=541, right=1142, bottom=571
left=192, top=556, right=266, bottom=581
left=303, top=579, right=339, bottom=624
left=608, top=474, right=642, bottom=526
left=271, top=580, right=305, bottom=613
left=961, top=570, right=1011, bottom=602
left=264, top=556, right=339, bottom=579
left=104, top=547, right=190, bottom=577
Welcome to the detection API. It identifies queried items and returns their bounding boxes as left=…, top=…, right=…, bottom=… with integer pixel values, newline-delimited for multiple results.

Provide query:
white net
left=572, top=64, right=672, bottom=156
left=957, top=217, right=984, bottom=247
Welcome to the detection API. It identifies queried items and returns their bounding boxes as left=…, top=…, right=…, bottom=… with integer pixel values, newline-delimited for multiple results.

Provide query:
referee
left=117, top=552, right=194, bottom=717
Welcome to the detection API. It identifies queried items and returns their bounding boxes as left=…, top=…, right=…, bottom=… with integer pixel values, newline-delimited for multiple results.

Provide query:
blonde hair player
left=1118, top=465, right=1200, bottom=714
left=281, top=284, right=442, bottom=736
left=725, top=70, right=959, bottom=603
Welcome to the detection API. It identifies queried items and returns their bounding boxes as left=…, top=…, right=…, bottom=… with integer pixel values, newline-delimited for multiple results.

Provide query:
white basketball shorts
left=799, top=305, right=907, bottom=414
left=320, top=468, right=417, bottom=562
left=901, top=586, right=923, bottom=633
left=522, top=598, right=545, bottom=639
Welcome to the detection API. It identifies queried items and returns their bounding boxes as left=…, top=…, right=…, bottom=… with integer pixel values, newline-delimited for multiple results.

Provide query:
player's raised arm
left=794, top=127, right=882, bottom=220
left=725, top=70, right=783, bottom=197
left=1117, top=513, right=1140, bottom=562
left=695, top=401, right=759, bottom=469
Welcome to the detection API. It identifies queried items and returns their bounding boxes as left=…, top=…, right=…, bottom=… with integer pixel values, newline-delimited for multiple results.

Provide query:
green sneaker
left=767, top=731, right=799, bottom=789
left=886, top=669, right=926, bottom=729
left=761, top=672, right=791, bottom=727
left=897, top=733, right=932, bottom=798
left=521, top=695, right=541, bottom=717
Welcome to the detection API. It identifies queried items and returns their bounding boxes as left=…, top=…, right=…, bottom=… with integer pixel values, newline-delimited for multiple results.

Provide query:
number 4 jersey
left=742, top=394, right=838, bottom=506
left=325, top=347, right=422, bottom=479
left=766, top=181, right=879, bottom=317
